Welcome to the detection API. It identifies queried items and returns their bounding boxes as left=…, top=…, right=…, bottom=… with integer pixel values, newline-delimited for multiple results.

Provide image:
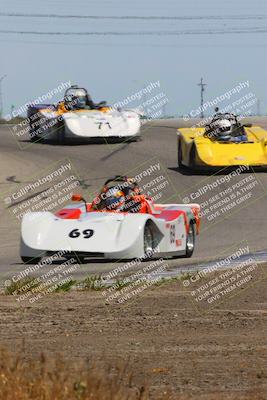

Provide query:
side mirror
left=243, top=123, right=252, bottom=128
left=72, top=194, right=88, bottom=212
left=72, top=194, right=83, bottom=202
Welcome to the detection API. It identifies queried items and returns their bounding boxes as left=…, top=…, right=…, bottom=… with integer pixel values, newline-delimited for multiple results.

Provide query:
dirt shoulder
left=0, top=272, right=266, bottom=399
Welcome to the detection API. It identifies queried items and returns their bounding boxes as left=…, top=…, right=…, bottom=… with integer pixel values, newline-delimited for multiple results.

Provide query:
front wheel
left=177, top=140, right=183, bottom=168
left=126, top=136, right=141, bottom=143
left=189, top=145, right=197, bottom=170
left=57, top=126, right=65, bottom=145
left=185, top=222, right=195, bottom=258
left=178, top=140, right=187, bottom=170
left=144, top=223, right=154, bottom=259
left=29, top=122, right=39, bottom=143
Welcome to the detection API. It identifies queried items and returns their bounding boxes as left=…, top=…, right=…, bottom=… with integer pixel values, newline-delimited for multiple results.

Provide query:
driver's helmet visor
left=220, top=125, right=231, bottom=132
left=212, top=119, right=232, bottom=133
left=105, top=189, right=125, bottom=210
left=66, top=88, right=87, bottom=97
left=65, top=89, right=87, bottom=108
left=75, top=96, right=87, bottom=108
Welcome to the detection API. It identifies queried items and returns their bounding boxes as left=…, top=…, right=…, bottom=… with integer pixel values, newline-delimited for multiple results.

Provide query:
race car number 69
left=68, top=229, right=94, bottom=239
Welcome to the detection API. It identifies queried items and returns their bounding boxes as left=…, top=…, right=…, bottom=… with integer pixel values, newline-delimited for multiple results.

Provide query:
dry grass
left=0, top=349, right=148, bottom=400
left=0, top=349, right=265, bottom=400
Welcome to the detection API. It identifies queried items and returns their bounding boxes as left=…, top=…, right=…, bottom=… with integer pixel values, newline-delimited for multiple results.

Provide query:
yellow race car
left=177, top=112, right=267, bottom=170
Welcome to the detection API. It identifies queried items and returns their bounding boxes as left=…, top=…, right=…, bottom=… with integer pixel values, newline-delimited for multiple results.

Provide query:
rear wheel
left=185, top=222, right=195, bottom=258
left=144, top=223, right=154, bottom=259
left=29, top=120, right=39, bottom=142
left=29, top=132, right=44, bottom=143
left=21, top=256, right=42, bottom=264
left=29, top=113, right=45, bottom=143
left=126, top=136, right=141, bottom=143
left=29, top=128, right=37, bottom=142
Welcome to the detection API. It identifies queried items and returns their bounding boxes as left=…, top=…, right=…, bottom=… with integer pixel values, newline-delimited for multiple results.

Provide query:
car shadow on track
left=19, top=137, right=140, bottom=147
left=16, top=254, right=191, bottom=267
left=168, top=166, right=267, bottom=176
left=14, top=258, right=115, bottom=266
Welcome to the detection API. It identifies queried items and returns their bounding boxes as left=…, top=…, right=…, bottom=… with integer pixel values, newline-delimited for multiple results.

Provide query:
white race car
left=20, top=176, right=201, bottom=264
left=27, top=86, right=141, bottom=143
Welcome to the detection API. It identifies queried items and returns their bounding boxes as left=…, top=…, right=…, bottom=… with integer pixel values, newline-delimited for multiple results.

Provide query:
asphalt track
left=0, top=119, right=267, bottom=284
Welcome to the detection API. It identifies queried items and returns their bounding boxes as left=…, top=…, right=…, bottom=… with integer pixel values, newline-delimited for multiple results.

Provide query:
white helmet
left=210, top=118, right=232, bottom=138
left=213, top=119, right=232, bottom=134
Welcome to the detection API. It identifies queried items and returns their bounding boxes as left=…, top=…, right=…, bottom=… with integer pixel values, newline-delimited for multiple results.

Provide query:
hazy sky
left=0, top=0, right=267, bottom=116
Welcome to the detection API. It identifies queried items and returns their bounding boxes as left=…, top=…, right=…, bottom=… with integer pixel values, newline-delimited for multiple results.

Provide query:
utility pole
left=11, top=104, right=15, bottom=118
left=0, top=75, right=7, bottom=119
left=197, top=77, right=207, bottom=118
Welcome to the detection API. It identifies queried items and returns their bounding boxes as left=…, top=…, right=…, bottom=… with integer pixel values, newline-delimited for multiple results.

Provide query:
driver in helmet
left=91, top=176, right=147, bottom=213
left=206, top=112, right=247, bottom=142
left=104, top=188, right=126, bottom=212
left=58, top=86, right=107, bottom=112
left=208, top=118, right=233, bottom=141
left=64, top=92, right=91, bottom=111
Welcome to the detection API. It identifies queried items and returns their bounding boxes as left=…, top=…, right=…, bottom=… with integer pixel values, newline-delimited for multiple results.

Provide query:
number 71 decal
left=95, top=121, right=111, bottom=129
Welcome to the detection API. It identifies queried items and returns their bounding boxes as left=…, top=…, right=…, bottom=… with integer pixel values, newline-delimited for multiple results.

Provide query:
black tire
left=144, top=223, right=154, bottom=259
left=126, top=136, right=141, bottom=143
left=29, top=120, right=39, bottom=142
left=177, top=140, right=185, bottom=169
left=65, top=254, right=86, bottom=264
left=21, top=256, right=42, bottom=264
left=28, top=108, right=43, bottom=143
left=189, top=145, right=196, bottom=170
left=185, top=222, right=195, bottom=258
left=76, top=256, right=86, bottom=264
left=29, top=130, right=43, bottom=143
left=29, top=117, right=45, bottom=143
left=57, top=126, right=65, bottom=145
left=29, top=127, right=37, bottom=142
